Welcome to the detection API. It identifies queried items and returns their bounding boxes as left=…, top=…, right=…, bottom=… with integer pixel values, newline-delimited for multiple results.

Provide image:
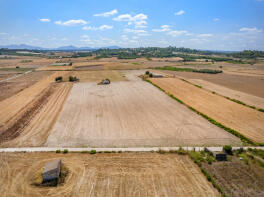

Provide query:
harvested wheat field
left=1, top=83, right=72, bottom=147
left=149, top=77, right=264, bottom=143
left=159, top=71, right=264, bottom=98
left=0, top=71, right=68, bottom=143
left=188, top=79, right=264, bottom=109
left=0, top=71, right=53, bottom=101
left=64, top=70, right=126, bottom=82
left=0, top=152, right=220, bottom=197
left=46, top=72, right=239, bottom=147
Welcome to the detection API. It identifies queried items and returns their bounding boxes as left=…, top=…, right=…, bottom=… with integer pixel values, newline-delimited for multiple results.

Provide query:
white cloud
left=239, top=27, right=262, bottom=33
left=82, top=25, right=113, bottom=31
left=54, top=19, right=88, bottom=26
left=124, top=28, right=149, bottom=36
left=213, top=18, right=220, bottom=22
left=152, top=25, right=171, bottom=32
left=167, top=30, right=189, bottom=37
left=121, top=35, right=129, bottom=40
left=40, top=18, right=50, bottom=22
left=175, top=10, right=185, bottom=16
left=197, top=34, right=213, bottom=38
left=113, top=13, right=148, bottom=28
left=0, top=32, right=8, bottom=35
left=94, top=9, right=118, bottom=17
left=99, top=25, right=113, bottom=30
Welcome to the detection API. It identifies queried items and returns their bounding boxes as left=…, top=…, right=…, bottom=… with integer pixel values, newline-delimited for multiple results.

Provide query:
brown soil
left=159, top=70, right=264, bottom=98
left=46, top=71, right=239, bottom=147
left=149, top=77, right=264, bottom=143
left=0, top=83, right=57, bottom=144
left=0, top=71, right=53, bottom=101
left=1, top=83, right=73, bottom=147
left=0, top=71, right=68, bottom=131
left=203, top=156, right=264, bottom=197
left=0, top=152, right=220, bottom=197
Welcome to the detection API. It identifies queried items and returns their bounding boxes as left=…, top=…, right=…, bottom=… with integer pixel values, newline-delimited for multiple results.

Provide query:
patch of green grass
left=194, top=84, right=202, bottom=88
left=0, top=67, right=34, bottom=72
left=132, top=62, right=141, bottom=65
left=154, top=66, right=222, bottom=74
left=63, top=149, right=68, bottom=154
left=90, top=150, right=96, bottom=154
left=55, top=150, right=61, bottom=153
left=188, top=151, right=205, bottom=167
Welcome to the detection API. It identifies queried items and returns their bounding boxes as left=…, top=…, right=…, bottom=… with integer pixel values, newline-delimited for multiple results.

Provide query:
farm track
left=1, top=83, right=73, bottom=147
left=0, top=153, right=220, bottom=197
left=149, top=77, right=264, bottom=143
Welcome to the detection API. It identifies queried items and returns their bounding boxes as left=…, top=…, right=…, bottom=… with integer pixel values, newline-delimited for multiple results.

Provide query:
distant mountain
left=0, top=44, right=46, bottom=50
left=0, top=44, right=121, bottom=51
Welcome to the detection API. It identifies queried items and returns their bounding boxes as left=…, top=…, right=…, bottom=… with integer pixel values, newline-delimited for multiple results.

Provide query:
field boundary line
left=145, top=78, right=264, bottom=146
left=179, top=78, right=264, bottom=113
left=0, top=147, right=264, bottom=153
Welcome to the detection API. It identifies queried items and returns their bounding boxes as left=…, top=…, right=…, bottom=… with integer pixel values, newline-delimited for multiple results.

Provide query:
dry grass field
left=187, top=79, right=264, bottom=109
left=0, top=152, right=220, bottom=197
left=1, top=83, right=72, bottom=147
left=45, top=71, right=239, bottom=147
left=0, top=71, right=53, bottom=101
left=159, top=70, right=264, bottom=98
left=0, top=71, right=68, bottom=144
left=149, top=77, right=264, bottom=143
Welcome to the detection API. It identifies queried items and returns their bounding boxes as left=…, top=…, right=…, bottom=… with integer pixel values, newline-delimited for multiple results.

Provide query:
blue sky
left=0, top=0, right=264, bottom=50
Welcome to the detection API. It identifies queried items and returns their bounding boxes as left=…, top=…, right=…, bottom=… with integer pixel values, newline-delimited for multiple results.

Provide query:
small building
left=205, top=147, right=227, bottom=161
left=213, top=152, right=227, bottom=161
left=42, top=159, right=61, bottom=183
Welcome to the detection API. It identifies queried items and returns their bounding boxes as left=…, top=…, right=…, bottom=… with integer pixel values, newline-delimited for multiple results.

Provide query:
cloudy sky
left=0, top=0, right=264, bottom=50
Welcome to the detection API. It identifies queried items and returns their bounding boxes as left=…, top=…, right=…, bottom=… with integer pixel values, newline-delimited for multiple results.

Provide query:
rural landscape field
left=1, top=0, right=264, bottom=196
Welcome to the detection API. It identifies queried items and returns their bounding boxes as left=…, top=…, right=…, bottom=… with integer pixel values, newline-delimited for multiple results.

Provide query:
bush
left=177, top=147, right=187, bottom=155
left=69, top=76, right=78, bottom=82
left=149, top=73, right=153, bottom=78
left=55, top=76, right=63, bottom=82
left=16, top=66, right=20, bottom=68
left=56, top=150, right=61, bottom=153
left=145, top=71, right=150, bottom=75
left=90, top=150, right=96, bottom=154
left=69, top=62, right=72, bottom=66
left=223, top=145, right=232, bottom=154
left=63, top=149, right=68, bottom=154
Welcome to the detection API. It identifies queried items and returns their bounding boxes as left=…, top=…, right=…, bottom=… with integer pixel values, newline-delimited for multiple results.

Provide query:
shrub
left=56, top=149, right=61, bottom=153
left=149, top=73, right=153, bottom=78
left=69, top=76, right=78, bottom=82
left=223, top=145, right=232, bottom=154
left=69, top=62, right=72, bottom=66
left=145, top=70, right=150, bottom=75
left=90, top=150, right=96, bottom=154
left=55, top=76, right=63, bottom=82
left=16, top=66, right=20, bottom=68
left=177, top=147, right=187, bottom=155
left=63, top=149, right=68, bottom=154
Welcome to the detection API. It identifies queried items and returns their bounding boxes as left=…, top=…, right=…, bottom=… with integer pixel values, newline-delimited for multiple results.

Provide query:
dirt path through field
left=0, top=153, right=220, bottom=197
left=149, top=77, right=264, bottom=143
